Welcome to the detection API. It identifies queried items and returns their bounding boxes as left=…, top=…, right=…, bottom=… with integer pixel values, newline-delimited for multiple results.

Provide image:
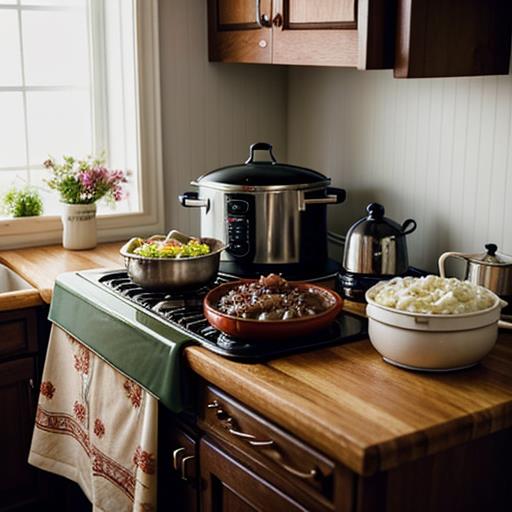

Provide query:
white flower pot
left=61, top=203, right=97, bottom=250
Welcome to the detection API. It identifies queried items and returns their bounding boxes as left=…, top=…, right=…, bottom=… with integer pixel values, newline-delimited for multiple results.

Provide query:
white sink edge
left=0, top=264, right=33, bottom=294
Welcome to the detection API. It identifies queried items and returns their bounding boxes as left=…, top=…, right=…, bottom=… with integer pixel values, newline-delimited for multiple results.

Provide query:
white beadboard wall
left=287, top=68, right=512, bottom=271
left=158, top=0, right=288, bottom=234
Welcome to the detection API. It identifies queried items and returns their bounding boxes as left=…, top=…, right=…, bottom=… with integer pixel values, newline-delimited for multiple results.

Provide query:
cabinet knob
left=259, top=40, right=268, bottom=48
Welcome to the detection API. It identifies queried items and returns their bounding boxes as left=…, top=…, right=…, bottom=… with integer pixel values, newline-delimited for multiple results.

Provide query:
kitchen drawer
left=199, top=385, right=336, bottom=504
left=0, top=308, right=38, bottom=360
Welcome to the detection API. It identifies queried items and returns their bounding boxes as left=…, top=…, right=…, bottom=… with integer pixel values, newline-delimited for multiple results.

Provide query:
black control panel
left=225, top=194, right=255, bottom=260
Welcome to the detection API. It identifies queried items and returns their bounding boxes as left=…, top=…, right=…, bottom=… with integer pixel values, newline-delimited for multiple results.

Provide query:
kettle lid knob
left=366, top=203, right=385, bottom=220
left=485, top=243, right=498, bottom=256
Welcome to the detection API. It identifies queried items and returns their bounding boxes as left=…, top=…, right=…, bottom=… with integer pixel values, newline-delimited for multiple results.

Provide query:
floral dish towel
left=29, top=325, right=158, bottom=512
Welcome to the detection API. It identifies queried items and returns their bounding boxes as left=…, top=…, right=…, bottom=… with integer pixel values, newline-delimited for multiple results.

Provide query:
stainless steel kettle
left=343, top=203, right=417, bottom=275
left=438, top=243, right=512, bottom=330
left=438, top=243, right=512, bottom=296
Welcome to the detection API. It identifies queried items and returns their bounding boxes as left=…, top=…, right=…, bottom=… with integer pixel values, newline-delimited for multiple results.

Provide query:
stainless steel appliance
left=69, top=269, right=366, bottom=362
left=343, top=203, right=417, bottom=275
left=439, top=243, right=512, bottom=297
left=338, top=203, right=421, bottom=302
left=178, top=143, right=346, bottom=274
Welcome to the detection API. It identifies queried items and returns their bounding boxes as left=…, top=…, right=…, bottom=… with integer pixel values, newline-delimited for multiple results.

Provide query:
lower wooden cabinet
left=159, top=415, right=200, bottom=511
left=0, top=306, right=52, bottom=512
left=0, top=357, right=39, bottom=511
left=200, top=437, right=310, bottom=512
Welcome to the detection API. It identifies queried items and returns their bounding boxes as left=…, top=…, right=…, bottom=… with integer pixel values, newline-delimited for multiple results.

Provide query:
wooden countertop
left=0, top=242, right=123, bottom=303
left=185, top=334, right=512, bottom=476
left=2, top=243, right=512, bottom=476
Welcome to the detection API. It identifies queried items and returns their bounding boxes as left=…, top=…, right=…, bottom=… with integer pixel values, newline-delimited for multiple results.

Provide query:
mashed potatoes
left=368, top=275, right=496, bottom=314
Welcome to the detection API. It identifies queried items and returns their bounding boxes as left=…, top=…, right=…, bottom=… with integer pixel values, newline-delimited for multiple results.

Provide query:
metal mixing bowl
left=120, top=235, right=226, bottom=291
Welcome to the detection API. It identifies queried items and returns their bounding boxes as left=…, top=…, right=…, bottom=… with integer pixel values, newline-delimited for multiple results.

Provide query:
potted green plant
left=45, top=155, right=127, bottom=250
left=2, top=186, right=43, bottom=218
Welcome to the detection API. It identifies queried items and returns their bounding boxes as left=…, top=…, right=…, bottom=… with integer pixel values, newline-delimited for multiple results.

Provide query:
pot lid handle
left=245, top=142, right=277, bottom=165
left=481, top=243, right=506, bottom=264
left=366, top=202, right=385, bottom=219
left=485, top=243, right=498, bottom=256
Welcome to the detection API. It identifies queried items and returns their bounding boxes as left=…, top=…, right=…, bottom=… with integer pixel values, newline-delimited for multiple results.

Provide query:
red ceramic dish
left=203, top=280, right=344, bottom=341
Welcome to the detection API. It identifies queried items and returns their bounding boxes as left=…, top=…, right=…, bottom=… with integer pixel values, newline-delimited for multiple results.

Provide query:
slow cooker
left=179, top=142, right=346, bottom=274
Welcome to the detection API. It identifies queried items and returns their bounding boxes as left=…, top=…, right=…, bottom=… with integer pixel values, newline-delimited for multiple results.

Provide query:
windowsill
left=0, top=210, right=164, bottom=250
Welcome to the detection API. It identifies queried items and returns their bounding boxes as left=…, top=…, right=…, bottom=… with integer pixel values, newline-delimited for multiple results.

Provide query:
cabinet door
left=208, top=0, right=273, bottom=63
left=200, top=437, right=308, bottom=511
left=272, top=0, right=359, bottom=66
left=395, top=0, right=512, bottom=78
left=0, top=357, right=39, bottom=511
left=159, top=418, right=199, bottom=512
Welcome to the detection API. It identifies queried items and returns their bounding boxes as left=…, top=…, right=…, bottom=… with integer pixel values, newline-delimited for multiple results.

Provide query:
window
left=0, top=0, right=163, bottom=248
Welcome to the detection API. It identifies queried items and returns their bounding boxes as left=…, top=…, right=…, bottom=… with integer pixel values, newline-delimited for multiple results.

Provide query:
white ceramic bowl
left=365, top=283, right=508, bottom=371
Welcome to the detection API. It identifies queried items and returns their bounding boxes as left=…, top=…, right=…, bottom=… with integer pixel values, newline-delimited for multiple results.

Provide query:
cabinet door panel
left=288, top=0, right=356, bottom=26
left=218, top=0, right=261, bottom=30
left=272, top=0, right=358, bottom=66
left=0, top=308, right=38, bottom=360
left=208, top=0, right=272, bottom=63
left=200, top=438, right=307, bottom=512
left=0, top=357, right=39, bottom=511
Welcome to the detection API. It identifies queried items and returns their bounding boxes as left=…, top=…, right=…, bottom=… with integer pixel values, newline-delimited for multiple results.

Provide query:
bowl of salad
left=120, top=230, right=226, bottom=290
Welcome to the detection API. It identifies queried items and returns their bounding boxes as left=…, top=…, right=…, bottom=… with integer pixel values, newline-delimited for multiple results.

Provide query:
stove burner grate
left=95, top=270, right=367, bottom=362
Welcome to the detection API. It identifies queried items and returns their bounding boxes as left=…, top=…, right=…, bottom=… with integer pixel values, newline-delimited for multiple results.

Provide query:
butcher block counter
left=2, top=243, right=512, bottom=481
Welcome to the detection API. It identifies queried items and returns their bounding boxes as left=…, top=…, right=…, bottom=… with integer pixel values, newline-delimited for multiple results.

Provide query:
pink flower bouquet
left=44, top=155, right=127, bottom=205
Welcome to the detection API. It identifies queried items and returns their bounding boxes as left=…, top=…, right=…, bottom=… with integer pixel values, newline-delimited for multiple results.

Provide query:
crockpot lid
left=195, top=142, right=329, bottom=188
left=469, top=244, right=512, bottom=266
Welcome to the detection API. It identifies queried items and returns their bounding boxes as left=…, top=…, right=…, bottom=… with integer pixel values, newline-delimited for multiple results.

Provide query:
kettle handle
left=438, top=252, right=470, bottom=277
left=401, top=219, right=417, bottom=235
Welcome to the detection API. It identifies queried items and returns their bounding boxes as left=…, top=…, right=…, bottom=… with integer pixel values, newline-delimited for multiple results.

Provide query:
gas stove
left=75, top=269, right=367, bottom=362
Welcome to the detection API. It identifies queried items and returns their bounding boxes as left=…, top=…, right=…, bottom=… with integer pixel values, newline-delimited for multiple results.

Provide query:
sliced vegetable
left=133, top=238, right=211, bottom=259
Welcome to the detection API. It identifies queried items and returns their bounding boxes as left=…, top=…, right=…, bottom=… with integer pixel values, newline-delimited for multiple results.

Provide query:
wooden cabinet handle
left=272, top=12, right=283, bottom=27
left=255, top=0, right=272, bottom=27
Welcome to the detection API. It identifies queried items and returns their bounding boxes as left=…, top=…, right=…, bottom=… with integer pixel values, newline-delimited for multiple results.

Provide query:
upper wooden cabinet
left=208, top=0, right=512, bottom=77
left=208, top=0, right=395, bottom=69
left=395, top=0, right=512, bottom=78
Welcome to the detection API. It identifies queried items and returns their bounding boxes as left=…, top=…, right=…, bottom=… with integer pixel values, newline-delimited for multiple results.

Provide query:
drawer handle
left=248, top=439, right=275, bottom=447
left=228, top=426, right=275, bottom=447
left=208, top=400, right=275, bottom=446
left=207, top=398, right=318, bottom=480
left=181, top=455, right=195, bottom=481
left=282, top=463, right=318, bottom=480
left=172, top=447, right=185, bottom=470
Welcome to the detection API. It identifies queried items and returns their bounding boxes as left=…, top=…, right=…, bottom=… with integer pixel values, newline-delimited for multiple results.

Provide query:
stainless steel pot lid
left=193, top=142, right=330, bottom=192
left=468, top=244, right=512, bottom=266
left=345, top=203, right=417, bottom=240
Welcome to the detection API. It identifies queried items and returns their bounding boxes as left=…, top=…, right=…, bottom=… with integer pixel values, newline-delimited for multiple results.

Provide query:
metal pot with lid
left=343, top=203, right=417, bottom=276
left=439, top=243, right=512, bottom=297
left=178, top=142, right=346, bottom=268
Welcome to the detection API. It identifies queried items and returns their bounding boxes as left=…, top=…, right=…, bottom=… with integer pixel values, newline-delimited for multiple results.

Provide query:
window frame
left=0, top=0, right=164, bottom=249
